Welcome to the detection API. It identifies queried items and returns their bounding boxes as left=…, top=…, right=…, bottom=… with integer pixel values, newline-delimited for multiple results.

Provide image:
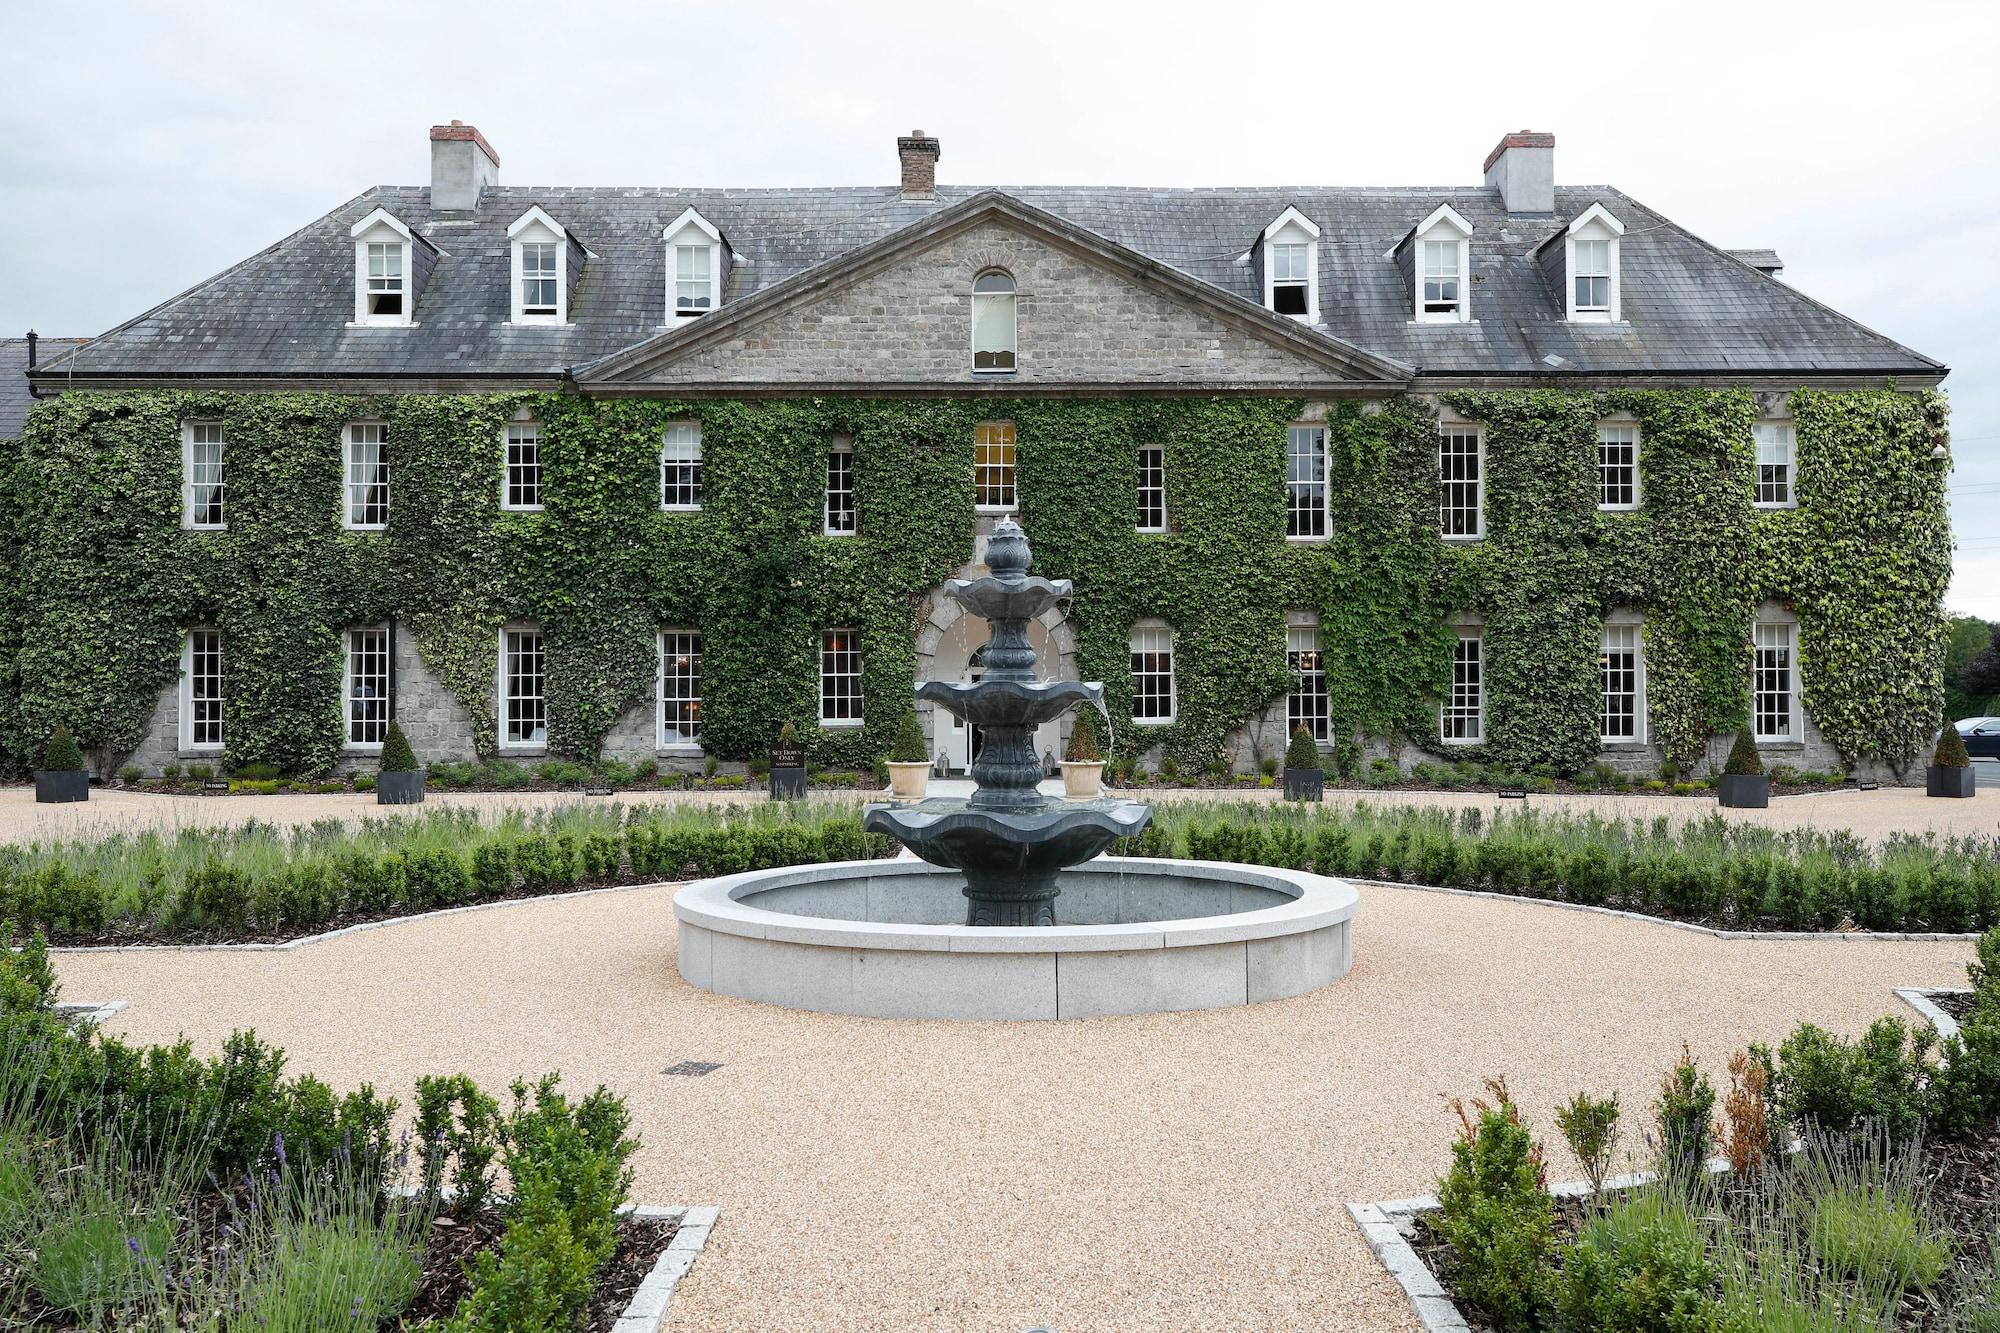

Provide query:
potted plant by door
left=375, top=720, right=425, bottom=805
left=1282, top=724, right=1325, bottom=802
left=886, top=712, right=930, bottom=800
left=1716, top=729, right=1769, bottom=809
left=1927, top=720, right=1977, bottom=798
left=1060, top=712, right=1105, bottom=800
left=33, top=726, right=89, bottom=804
left=769, top=722, right=808, bottom=800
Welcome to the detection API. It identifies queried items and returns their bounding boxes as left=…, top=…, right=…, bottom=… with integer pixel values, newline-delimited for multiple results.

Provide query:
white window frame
left=1438, top=423, right=1485, bottom=541
left=824, top=436, right=857, bottom=536
left=1136, top=444, right=1167, bottom=534
left=660, top=422, right=703, bottom=511
left=349, top=208, right=415, bottom=327
left=497, top=625, right=547, bottom=751
left=1563, top=204, right=1624, bottom=323
left=1597, top=420, right=1640, bottom=512
left=1286, top=609, right=1329, bottom=744
left=1599, top=616, right=1646, bottom=745
left=819, top=628, right=864, bottom=727
left=343, top=421, right=390, bottom=530
left=1753, top=420, right=1797, bottom=509
left=663, top=208, right=722, bottom=321
left=1286, top=424, right=1329, bottom=541
left=1130, top=619, right=1177, bottom=726
left=502, top=415, right=544, bottom=512
left=182, top=419, right=226, bottom=530
left=974, top=421, right=1016, bottom=513
left=1412, top=205, right=1474, bottom=324
left=657, top=629, right=703, bottom=750
left=344, top=624, right=392, bottom=751
left=507, top=206, right=569, bottom=325
left=1261, top=207, right=1320, bottom=323
left=1441, top=619, right=1483, bottom=744
left=971, top=269, right=1018, bottom=373
left=180, top=628, right=225, bottom=752
left=1751, top=615, right=1798, bottom=742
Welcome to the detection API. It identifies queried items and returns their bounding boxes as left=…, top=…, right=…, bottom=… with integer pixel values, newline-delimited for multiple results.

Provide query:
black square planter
left=376, top=770, right=426, bottom=805
left=1717, top=773, right=1770, bottom=809
left=770, top=767, right=807, bottom=800
left=1283, top=768, right=1324, bottom=802
left=1927, top=764, right=1976, bottom=798
left=33, top=770, right=88, bottom=804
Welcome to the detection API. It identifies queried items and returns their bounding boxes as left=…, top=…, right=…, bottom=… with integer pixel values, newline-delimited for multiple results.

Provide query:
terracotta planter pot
left=1927, top=764, right=1976, bottom=798
left=1060, top=761, right=1104, bottom=800
left=376, top=770, right=425, bottom=805
left=33, top=770, right=88, bottom=804
left=887, top=761, right=930, bottom=800
left=1717, top=773, right=1770, bottom=808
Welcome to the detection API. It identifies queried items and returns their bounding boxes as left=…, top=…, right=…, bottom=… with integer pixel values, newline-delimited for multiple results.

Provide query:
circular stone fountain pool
left=673, top=857, right=1359, bottom=1021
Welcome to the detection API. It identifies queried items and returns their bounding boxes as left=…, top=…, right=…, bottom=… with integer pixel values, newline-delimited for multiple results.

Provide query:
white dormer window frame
left=1261, top=207, right=1320, bottom=323
left=507, top=206, right=569, bottom=325
left=663, top=207, right=722, bottom=321
left=349, top=208, right=414, bottom=327
left=1412, top=205, right=1474, bottom=324
left=1564, top=203, right=1625, bottom=323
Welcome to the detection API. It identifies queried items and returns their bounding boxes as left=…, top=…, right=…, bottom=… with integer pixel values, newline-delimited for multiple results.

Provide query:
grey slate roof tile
left=1, top=338, right=89, bottom=438
left=32, top=184, right=1941, bottom=383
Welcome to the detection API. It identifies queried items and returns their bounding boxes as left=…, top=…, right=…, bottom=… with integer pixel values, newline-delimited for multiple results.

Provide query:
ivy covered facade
left=10, top=127, right=1952, bottom=781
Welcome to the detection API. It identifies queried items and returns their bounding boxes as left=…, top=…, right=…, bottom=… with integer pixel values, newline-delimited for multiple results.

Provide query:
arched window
left=971, top=270, right=1016, bottom=372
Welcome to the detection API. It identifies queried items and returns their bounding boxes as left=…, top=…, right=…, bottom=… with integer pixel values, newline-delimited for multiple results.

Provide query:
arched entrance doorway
left=918, top=599, right=1075, bottom=774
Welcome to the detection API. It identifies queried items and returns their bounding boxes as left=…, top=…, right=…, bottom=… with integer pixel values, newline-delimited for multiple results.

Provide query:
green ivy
left=6, top=386, right=1949, bottom=778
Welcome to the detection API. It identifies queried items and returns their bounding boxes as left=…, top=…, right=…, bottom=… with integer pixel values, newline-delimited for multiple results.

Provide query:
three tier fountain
left=673, top=520, right=1359, bottom=1020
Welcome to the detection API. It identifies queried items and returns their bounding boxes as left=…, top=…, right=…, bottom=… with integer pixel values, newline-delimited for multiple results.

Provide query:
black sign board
left=202, top=780, right=229, bottom=794
left=1857, top=781, right=1879, bottom=791
left=584, top=786, right=614, bottom=796
left=1498, top=786, right=1528, bottom=800
left=770, top=742, right=805, bottom=771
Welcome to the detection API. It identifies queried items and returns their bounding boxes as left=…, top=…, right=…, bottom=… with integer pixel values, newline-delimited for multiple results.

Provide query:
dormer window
left=349, top=208, right=418, bottom=327
left=1409, top=205, right=1473, bottom=324
left=1260, top=207, right=1320, bottom=322
left=1562, top=204, right=1625, bottom=322
left=972, top=270, right=1017, bottom=372
left=507, top=206, right=573, bottom=324
left=662, top=208, right=724, bottom=320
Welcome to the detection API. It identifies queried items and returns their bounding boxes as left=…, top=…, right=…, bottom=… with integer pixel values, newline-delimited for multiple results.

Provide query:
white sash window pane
left=1753, top=621, right=1794, bottom=740
left=972, top=270, right=1017, bottom=372
left=505, top=422, right=542, bottom=509
left=366, top=242, right=404, bottom=316
left=521, top=241, right=558, bottom=315
left=1754, top=422, right=1795, bottom=507
left=1286, top=426, right=1327, bottom=538
left=1272, top=242, right=1310, bottom=315
left=1422, top=239, right=1460, bottom=312
left=660, top=631, right=703, bottom=745
left=1442, top=629, right=1483, bottom=742
left=1600, top=623, right=1641, bottom=741
left=675, top=244, right=713, bottom=314
left=974, top=421, right=1016, bottom=510
left=820, top=629, right=863, bottom=723
left=346, top=627, right=390, bottom=746
left=661, top=423, right=703, bottom=509
left=1136, top=445, right=1167, bottom=532
left=503, top=630, right=546, bottom=746
left=187, top=629, right=225, bottom=749
left=345, top=422, right=390, bottom=527
left=825, top=440, right=856, bottom=535
left=184, top=422, right=226, bottom=528
left=1130, top=622, right=1176, bottom=723
left=1598, top=424, right=1638, bottom=509
left=1287, top=611, right=1329, bottom=743
left=1439, top=427, right=1483, bottom=537
left=1574, top=238, right=1611, bottom=311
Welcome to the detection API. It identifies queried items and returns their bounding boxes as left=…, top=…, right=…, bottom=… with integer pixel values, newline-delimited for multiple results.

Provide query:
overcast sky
left=3, top=1, right=1994, bottom=614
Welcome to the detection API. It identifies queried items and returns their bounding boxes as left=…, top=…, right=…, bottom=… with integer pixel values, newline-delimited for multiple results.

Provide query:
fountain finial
left=984, top=518, right=1031, bottom=579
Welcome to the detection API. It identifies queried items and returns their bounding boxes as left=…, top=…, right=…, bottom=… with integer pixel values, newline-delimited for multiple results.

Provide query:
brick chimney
left=1483, top=130, right=1554, bottom=214
left=897, top=130, right=940, bottom=200
left=430, top=120, right=500, bottom=210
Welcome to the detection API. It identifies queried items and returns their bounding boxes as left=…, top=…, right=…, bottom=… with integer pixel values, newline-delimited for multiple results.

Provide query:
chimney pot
left=897, top=130, right=941, bottom=200
left=429, top=120, right=500, bottom=210
left=1483, top=130, right=1555, bottom=214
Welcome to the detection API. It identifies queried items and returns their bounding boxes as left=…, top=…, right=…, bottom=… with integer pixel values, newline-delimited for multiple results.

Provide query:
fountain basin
left=673, top=856, right=1358, bottom=1020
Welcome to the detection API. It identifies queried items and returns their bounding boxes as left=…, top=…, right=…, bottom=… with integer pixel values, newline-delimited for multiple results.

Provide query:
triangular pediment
left=577, top=192, right=1412, bottom=392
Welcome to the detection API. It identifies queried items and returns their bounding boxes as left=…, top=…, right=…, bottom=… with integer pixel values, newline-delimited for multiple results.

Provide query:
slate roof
left=30, top=183, right=1942, bottom=387
left=1, top=338, right=89, bottom=438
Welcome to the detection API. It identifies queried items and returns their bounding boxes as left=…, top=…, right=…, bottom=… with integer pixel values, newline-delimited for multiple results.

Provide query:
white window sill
left=660, top=505, right=703, bottom=514
left=1136, top=527, right=1169, bottom=536
left=658, top=743, right=704, bottom=754
left=500, top=504, right=546, bottom=514
left=509, top=318, right=572, bottom=328
left=345, top=321, right=418, bottom=330
left=975, top=505, right=1017, bottom=516
left=344, top=744, right=385, bottom=755
left=821, top=528, right=857, bottom=539
left=1752, top=502, right=1798, bottom=511
left=1440, top=736, right=1482, bottom=747
left=342, top=523, right=388, bottom=533
left=1597, top=504, right=1641, bottom=514
left=1599, top=737, right=1647, bottom=749
left=1752, top=736, right=1803, bottom=748
left=820, top=718, right=865, bottom=730
left=1441, top=533, right=1485, bottom=544
left=498, top=745, right=548, bottom=756
left=970, top=368, right=1018, bottom=377
left=1131, top=717, right=1174, bottom=728
left=1285, top=534, right=1330, bottom=544
left=1411, top=316, right=1477, bottom=326
left=184, top=524, right=228, bottom=533
left=182, top=745, right=226, bottom=755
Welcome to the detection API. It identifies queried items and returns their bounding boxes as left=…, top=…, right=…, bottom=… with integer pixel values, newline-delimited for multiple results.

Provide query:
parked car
left=1955, top=716, right=2000, bottom=759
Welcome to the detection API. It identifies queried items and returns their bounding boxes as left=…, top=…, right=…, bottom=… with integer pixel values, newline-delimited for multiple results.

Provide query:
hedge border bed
left=1348, top=987, right=1974, bottom=1332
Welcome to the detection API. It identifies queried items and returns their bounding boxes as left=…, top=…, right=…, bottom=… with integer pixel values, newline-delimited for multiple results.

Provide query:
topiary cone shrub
left=888, top=712, right=926, bottom=764
left=1283, top=724, right=1325, bottom=802
left=40, top=726, right=84, bottom=773
left=1061, top=711, right=1105, bottom=798
left=33, top=726, right=89, bottom=804
left=1929, top=720, right=1976, bottom=798
left=1717, top=729, right=1769, bottom=809
left=375, top=720, right=425, bottom=805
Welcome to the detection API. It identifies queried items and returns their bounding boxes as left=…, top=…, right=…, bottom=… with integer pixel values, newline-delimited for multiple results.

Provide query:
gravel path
left=4, top=780, right=1994, bottom=845
left=56, top=879, right=1977, bottom=1331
